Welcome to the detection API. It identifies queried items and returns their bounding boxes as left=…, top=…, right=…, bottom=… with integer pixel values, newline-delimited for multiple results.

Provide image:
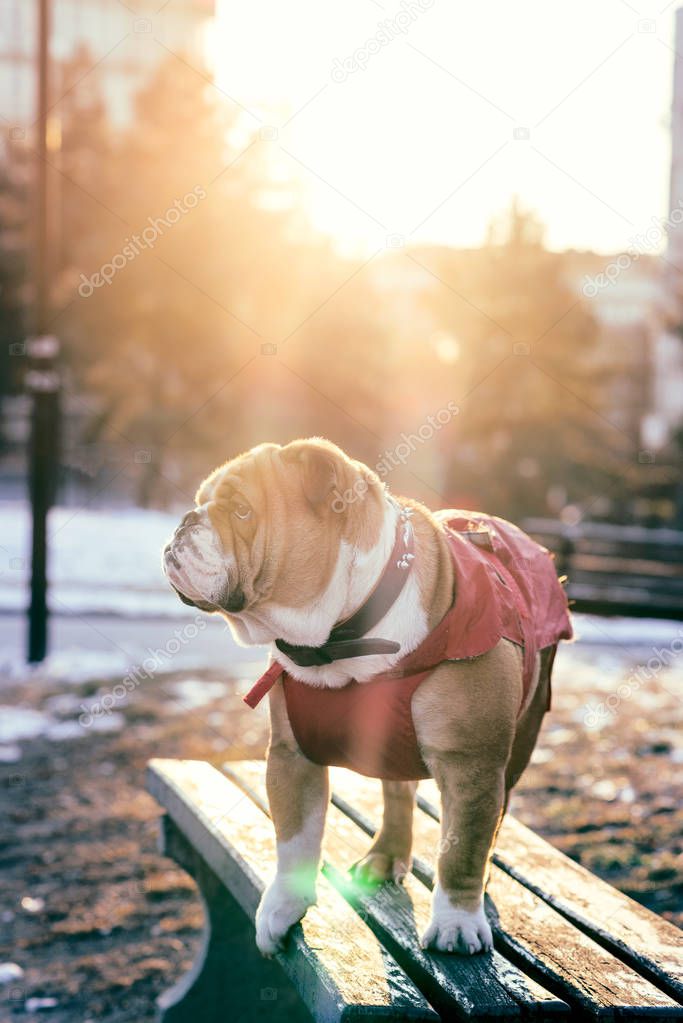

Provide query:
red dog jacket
left=244, top=511, right=572, bottom=780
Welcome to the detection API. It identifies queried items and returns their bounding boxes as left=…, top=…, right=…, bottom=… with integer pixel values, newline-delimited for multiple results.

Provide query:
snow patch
left=0, top=708, right=50, bottom=743
left=40, top=649, right=131, bottom=685
left=167, top=678, right=231, bottom=712
left=0, top=963, right=24, bottom=985
left=573, top=614, right=683, bottom=647
left=0, top=702, right=125, bottom=744
left=0, top=500, right=183, bottom=617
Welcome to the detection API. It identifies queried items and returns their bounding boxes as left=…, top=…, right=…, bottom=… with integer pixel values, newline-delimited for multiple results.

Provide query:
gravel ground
left=1, top=642, right=681, bottom=1022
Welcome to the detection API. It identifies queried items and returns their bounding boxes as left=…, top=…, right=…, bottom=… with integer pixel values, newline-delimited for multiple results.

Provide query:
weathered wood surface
left=567, top=585, right=683, bottom=620
left=522, top=520, right=683, bottom=557
left=149, top=757, right=683, bottom=1022
left=326, top=768, right=682, bottom=1020
left=147, top=758, right=438, bottom=1022
left=156, top=816, right=312, bottom=1023
left=419, top=778, right=683, bottom=1006
left=225, top=760, right=570, bottom=1021
left=571, top=557, right=683, bottom=581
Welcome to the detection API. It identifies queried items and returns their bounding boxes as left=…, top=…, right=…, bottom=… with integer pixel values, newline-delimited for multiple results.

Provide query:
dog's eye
left=232, top=501, right=251, bottom=521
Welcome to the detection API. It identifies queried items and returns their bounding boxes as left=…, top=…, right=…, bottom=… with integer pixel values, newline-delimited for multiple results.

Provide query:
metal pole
left=35, top=0, right=48, bottom=326
left=27, top=0, right=60, bottom=663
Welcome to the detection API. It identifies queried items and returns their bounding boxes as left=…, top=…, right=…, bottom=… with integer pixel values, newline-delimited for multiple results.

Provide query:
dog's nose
left=180, top=509, right=200, bottom=529
left=223, top=587, right=246, bottom=613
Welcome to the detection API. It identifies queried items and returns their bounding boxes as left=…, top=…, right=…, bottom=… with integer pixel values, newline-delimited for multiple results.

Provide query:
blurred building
left=0, top=0, right=215, bottom=127
left=373, top=245, right=664, bottom=447
left=0, top=0, right=215, bottom=503
left=651, top=4, right=683, bottom=449
left=563, top=250, right=664, bottom=449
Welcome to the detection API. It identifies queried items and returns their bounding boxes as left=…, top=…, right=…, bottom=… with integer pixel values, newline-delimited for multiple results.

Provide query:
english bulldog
left=163, top=437, right=571, bottom=956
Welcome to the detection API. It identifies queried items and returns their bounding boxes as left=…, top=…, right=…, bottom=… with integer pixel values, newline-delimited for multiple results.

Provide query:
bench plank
left=225, top=760, right=570, bottom=1021
left=329, top=769, right=682, bottom=1020
left=418, top=779, right=683, bottom=1005
left=147, top=759, right=438, bottom=1022
left=522, top=519, right=683, bottom=618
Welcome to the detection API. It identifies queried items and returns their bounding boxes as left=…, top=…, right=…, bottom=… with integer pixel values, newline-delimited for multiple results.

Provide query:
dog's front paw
left=421, top=885, right=493, bottom=955
left=255, top=877, right=315, bottom=956
left=350, top=851, right=411, bottom=885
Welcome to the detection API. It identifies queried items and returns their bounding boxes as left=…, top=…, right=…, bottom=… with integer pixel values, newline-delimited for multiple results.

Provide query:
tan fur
left=412, top=641, right=523, bottom=909
left=195, top=439, right=386, bottom=612
left=174, top=437, right=560, bottom=954
left=402, top=499, right=456, bottom=632
left=257, top=488, right=453, bottom=879
left=266, top=679, right=328, bottom=843
left=505, top=646, right=553, bottom=796
left=351, top=780, right=418, bottom=884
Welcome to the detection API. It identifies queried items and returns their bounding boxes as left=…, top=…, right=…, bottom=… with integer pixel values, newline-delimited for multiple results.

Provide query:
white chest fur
left=265, top=500, right=429, bottom=688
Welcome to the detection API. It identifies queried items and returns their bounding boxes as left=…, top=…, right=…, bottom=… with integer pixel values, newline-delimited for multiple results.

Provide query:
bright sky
left=211, top=0, right=678, bottom=256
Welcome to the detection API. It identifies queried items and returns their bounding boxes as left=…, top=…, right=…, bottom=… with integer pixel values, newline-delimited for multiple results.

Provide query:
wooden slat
left=571, top=555, right=683, bottom=581
left=225, top=760, right=570, bottom=1022
left=576, top=542, right=683, bottom=565
left=469, top=800, right=682, bottom=1003
left=328, top=769, right=681, bottom=1020
left=522, top=519, right=683, bottom=549
left=568, top=580, right=683, bottom=601
left=563, top=592, right=683, bottom=620
left=569, top=573, right=683, bottom=597
left=146, top=759, right=438, bottom=1022
left=519, top=519, right=683, bottom=616
left=418, top=780, right=683, bottom=1009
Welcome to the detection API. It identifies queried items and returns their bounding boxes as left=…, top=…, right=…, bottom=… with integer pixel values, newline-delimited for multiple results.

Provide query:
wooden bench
left=522, top=519, right=683, bottom=620
left=147, top=758, right=683, bottom=1022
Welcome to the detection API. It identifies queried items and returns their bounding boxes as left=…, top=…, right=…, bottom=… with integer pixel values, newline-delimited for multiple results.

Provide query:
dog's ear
left=281, top=439, right=341, bottom=507
left=195, top=465, right=224, bottom=505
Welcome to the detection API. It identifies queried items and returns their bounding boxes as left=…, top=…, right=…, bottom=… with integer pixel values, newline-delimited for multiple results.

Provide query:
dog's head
left=163, top=438, right=386, bottom=644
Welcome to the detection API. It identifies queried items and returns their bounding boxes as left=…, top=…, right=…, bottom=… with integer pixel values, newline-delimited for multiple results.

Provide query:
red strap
left=243, top=660, right=284, bottom=708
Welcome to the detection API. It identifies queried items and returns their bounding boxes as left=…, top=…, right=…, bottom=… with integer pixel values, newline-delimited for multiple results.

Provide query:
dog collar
left=243, top=504, right=416, bottom=707
left=274, top=503, right=415, bottom=668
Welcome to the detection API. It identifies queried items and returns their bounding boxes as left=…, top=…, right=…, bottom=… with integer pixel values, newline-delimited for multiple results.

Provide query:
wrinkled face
left=162, top=439, right=385, bottom=644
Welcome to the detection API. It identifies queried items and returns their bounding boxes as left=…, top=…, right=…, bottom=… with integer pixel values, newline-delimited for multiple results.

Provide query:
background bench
left=147, top=758, right=683, bottom=1022
left=522, top=519, right=683, bottom=620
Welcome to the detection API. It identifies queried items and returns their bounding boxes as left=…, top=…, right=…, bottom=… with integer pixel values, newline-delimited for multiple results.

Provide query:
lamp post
left=27, top=0, right=61, bottom=663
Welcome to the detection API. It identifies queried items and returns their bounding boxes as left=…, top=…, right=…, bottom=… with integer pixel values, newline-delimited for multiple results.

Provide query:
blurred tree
left=52, top=60, right=624, bottom=520
left=55, top=54, right=299, bottom=502
left=53, top=45, right=117, bottom=286
left=0, top=37, right=666, bottom=527
left=286, top=257, right=397, bottom=466
left=54, top=49, right=398, bottom=505
left=406, top=202, right=624, bottom=520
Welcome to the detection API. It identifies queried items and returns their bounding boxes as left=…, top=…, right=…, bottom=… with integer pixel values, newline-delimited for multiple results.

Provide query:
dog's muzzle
left=163, top=507, right=235, bottom=612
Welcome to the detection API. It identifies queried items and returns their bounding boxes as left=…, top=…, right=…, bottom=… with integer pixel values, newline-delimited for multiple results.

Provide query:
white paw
left=421, top=885, right=493, bottom=955
left=255, top=877, right=315, bottom=956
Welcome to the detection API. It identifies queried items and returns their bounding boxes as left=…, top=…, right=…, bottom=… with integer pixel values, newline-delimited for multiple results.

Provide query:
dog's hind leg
left=412, top=644, right=522, bottom=954
left=350, top=780, right=418, bottom=885
left=504, top=644, right=555, bottom=803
